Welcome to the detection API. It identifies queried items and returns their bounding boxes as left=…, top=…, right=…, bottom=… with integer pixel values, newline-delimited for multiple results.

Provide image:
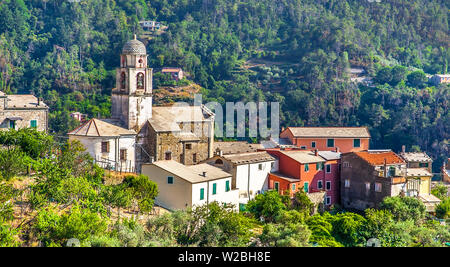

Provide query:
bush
left=435, top=198, right=450, bottom=219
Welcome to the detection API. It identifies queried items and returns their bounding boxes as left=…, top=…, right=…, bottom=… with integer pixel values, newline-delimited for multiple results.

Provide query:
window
left=311, top=141, right=316, bottom=148
left=167, top=176, right=174, bottom=184
left=292, top=184, right=296, bottom=191
left=326, top=196, right=331, bottom=205
left=326, top=181, right=331, bottom=190
left=258, top=164, right=263, bottom=170
left=120, top=149, right=127, bottom=161
left=186, top=144, right=192, bottom=150
left=274, top=182, right=279, bottom=192
left=9, top=120, right=15, bottom=129
left=365, top=182, right=370, bottom=191
left=165, top=151, right=172, bottom=160
left=318, top=181, right=323, bottom=189
left=353, top=139, right=361, bottom=148
left=300, top=146, right=306, bottom=149
left=389, top=166, right=396, bottom=177
left=193, top=153, right=197, bottom=163
left=304, top=182, right=309, bottom=193
left=271, top=162, right=274, bottom=169
left=215, top=159, right=223, bottom=165
left=120, top=72, right=126, bottom=90
left=200, top=188, right=205, bottom=200
left=212, top=183, right=217, bottom=195
left=101, top=141, right=109, bottom=153
left=137, top=72, right=145, bottom=89
left=304, top=164, right=309, bottom=172
left=225, top=180, right=230, bottom=192
left=375, top=183, right=382, bottom=192
left=327, top=139, right=335, bottom=148
left=30, top=120, right=37, bottom=128
left=343, top=162, right=350, bottom=168
left=344, top=179, right=350, bottom=188
left=419, top=163, right=428, bottom=168
left=326, top=164, right=331, bottom=173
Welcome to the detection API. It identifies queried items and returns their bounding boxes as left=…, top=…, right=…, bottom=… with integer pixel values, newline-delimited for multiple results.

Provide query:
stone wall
left=0, top=108, right=48, bottom=132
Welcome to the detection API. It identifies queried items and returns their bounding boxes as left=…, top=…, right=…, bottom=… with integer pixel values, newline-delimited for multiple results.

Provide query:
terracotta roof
left=149, top=160, right=231, bottom=183
left=280, top=150, right=326, bottom=164
left=162, top=67, right=182, bottom=72
left=214, top=141, right=263, bottom=155
left=223, top=151, right=275, bottom=165
left=270, top=172, right=299, bottom=183
left=67, top=118, right=136, bottom=137
left=286, top=127, right=370, bottom=138
left=355, top=151, right=405, bottom=166
left=399, top=152, right=432, bottom=163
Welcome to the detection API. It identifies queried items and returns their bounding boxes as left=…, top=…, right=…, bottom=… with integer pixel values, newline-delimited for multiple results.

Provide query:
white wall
left=192, top=177, right=239, bottom=211
left=69, top=135, right=136, bottom=171
left=235, top=161, right=274, bottom=203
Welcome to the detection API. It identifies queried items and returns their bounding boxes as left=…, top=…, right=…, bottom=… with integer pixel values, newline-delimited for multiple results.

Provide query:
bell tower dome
left=111, top=35, right=153, bottom=131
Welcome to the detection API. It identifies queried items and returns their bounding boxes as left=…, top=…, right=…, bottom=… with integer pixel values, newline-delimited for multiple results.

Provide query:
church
left=68, top=36, right=215, bottom=173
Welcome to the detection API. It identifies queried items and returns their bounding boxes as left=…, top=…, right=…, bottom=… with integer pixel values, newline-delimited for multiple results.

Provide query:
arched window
left=120, top=72, right=126, bottom=90
left=137, top=72, right=144, bottom=89
left=215, top=159, right=223, bottom=165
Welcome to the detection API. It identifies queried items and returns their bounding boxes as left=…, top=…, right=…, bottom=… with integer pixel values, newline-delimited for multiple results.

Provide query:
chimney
left=402, top=145, right=406, bottom=154
left=314, top=149, right=318, bottom=156
left=37, top=97, right=40, bottom=106
left=202, top=172, right=207, bottom=177
left=219, top=150, right=223, bottom=157
left=384, top=158, right=387, bottom=178
left=335, top=147, right=340, bottom=153
left=149, top=156, right=154, bottom=163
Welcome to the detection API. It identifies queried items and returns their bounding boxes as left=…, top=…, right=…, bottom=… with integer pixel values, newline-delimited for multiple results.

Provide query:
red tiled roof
left=355, top=151, right=405, bottom=165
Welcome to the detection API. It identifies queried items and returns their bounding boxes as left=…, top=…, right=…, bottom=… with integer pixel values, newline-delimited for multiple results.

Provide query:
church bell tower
left=111, top=35, right=153, bottom=131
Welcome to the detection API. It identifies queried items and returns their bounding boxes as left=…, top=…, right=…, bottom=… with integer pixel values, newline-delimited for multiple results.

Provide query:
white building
left=68, top=118, right=137, bottom=172
left=141, top=160, right=239, bottom=211
left=204, top=151, right=276, bottom=206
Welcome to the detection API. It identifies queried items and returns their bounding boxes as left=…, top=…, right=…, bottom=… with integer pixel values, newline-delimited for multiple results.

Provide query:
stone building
left=0, top=92, right=48, bottom=132
left=340, top=151, right=407, bottom=210
left=68, top=35, right=214, bottom=172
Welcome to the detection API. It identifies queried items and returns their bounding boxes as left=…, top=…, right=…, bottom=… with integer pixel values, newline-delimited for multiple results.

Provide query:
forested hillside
left=0, top=0, right=448, bottom=170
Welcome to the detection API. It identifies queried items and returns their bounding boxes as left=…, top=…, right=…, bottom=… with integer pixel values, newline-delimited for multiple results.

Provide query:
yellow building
left=406, top=168, right=440, bottom=212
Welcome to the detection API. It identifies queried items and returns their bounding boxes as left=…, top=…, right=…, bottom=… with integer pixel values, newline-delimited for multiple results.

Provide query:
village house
left=160, top=67, right=184, bottom=81
left=405, top=168, right=441, bottom=212
left=340, top=150, right=407, bottom=210
left=68, top=35, right=215, bottom=173
left=141, top=160, right=239, bottom=211
left=68, top=118, right=137, bottom=172
left=139, top=20, right=161, bottom=31
left=443, top=158, right=450, bottom=183
left=0, top=92, right=48, bottom=132
left=429, top=74, right=450, bottom=85
left=399, top=147, right=433, bottom=173
left=70, top=112, right=88, bottom=123
left=203, top=151, right=275, bottom=209
left=279, top=127, right=370, bottom=153
left=265, top=149, right=339, bottom=208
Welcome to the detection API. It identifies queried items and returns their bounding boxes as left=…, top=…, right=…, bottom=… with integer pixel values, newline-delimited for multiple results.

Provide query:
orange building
left=266, top=149, right=340, bottom=206
left=280, top=127, right=370, bottom=153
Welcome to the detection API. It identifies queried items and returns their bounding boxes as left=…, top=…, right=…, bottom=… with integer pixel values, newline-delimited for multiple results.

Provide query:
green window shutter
left=9, top=120, right=15, bottom=129
left=167, top=176, right=173, bottom=184
left=327, top=139, right=334, bottom=147
left=305, top=164, right=309, bottom=172
left=274, top=182, right=279, bottom=192
left=304, top=182, right=309, bottom=193
left=213, top=183, right=217, bottom=195
left=311, top=141, right=316, bottom=148
left=225, top=180, right=230, bottom=192
left=353, top=139, right=360, bottom=148
left=292, top=184, right=296, bottom=191
left=30, top=120, right=37, bottom=128
left=316, top=163, right=320, bottom=170
left=200, top=188, right=205, bottom=200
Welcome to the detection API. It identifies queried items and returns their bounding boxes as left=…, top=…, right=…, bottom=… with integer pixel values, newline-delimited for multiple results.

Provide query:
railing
left=94, top=155, right=135, bottom=174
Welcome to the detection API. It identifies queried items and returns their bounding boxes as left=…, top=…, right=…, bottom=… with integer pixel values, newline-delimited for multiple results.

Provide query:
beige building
left=141, top=160, right=239, bottom=211
left=0, top=92, right=48, bottom=132
left=399, top=150, right=433, bottom=173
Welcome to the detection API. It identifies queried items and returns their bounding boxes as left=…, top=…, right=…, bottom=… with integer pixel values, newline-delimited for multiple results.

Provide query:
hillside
left=0, top=0, right=448, bottom=169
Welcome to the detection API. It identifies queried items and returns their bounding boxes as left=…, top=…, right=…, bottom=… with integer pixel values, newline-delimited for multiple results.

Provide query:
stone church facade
left=69, top=35, right=214, bottom=172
